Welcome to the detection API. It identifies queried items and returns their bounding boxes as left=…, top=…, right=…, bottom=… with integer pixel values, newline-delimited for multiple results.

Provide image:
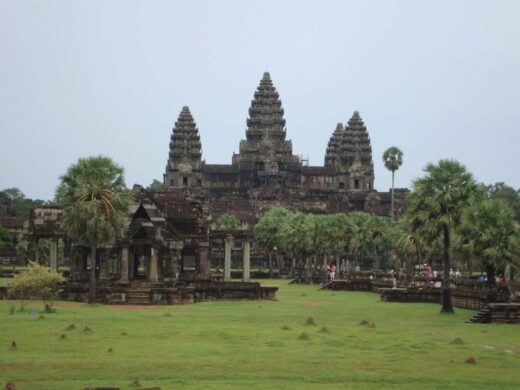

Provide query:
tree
left=407, top=159, right=479, bottom=313
left=146, top=179, right=164, bottom=192
left=55, top=156, right=131, bottom=303
left=0, top=187, right=48, bottom=218
left=0, top=224, right=11, bottom=249
left=212, top=213, right=241, bottom=230
left=485, top=182, right=520, bottom=222
left=279, top=213, right=316, bottom=278
left=254, top=207, right=292, bottom=276
left=455, top=199, right=520, bottom=287
left=382, top=147, right=404, bottom=222
left=8, top=262, right=65, bottom=310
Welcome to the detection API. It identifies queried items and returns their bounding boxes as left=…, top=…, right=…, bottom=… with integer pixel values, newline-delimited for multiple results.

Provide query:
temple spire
left=347, top=110, right=367, bottom=131
left=343, top=111, right=372, bottom=161
left=246, top=72, right=286, bottom=140
left=168, top=106, right=202, bottom=162
left=325, top=123, right=345, bottom=167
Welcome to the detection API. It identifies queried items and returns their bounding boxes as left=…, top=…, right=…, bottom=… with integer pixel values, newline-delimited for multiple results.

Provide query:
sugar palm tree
left=382, top=147, right=404, bottom=222
left=407, top=159, right=478, bottom=313
left=455, top=199, right=520, bottom=288
left=56, top=156, right=131, bottom=303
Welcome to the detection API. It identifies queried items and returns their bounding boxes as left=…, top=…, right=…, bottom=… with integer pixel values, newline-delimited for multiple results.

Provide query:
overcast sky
left=1, top=0, right=519, bottom=200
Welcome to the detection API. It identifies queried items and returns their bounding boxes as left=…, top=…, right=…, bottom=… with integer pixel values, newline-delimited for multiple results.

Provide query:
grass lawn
left=1, top=280, right=519, bottom=389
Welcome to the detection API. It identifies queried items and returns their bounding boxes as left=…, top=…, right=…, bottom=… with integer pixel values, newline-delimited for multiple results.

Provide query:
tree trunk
left=391, top=170, right=395, bottom=222
left=269, top=252, right=274, bottom=279
left=504, top=263, right=511, bottom=288
left=89, top=244, right=97, bottom=304
left=485, top=262, right=496, bottom=288
left=441, top=228, right=454, bottom=313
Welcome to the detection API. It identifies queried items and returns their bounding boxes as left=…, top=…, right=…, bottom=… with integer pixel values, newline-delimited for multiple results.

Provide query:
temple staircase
left=466, top=306, right=491, bottom=323
left=126, top=280, right=152, bottom=305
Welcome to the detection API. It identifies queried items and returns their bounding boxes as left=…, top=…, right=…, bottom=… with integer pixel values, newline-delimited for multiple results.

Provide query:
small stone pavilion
left=29, top=188, right=276, bottom=305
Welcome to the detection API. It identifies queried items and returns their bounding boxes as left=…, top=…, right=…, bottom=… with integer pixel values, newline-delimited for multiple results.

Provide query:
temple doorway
left=181, top=247, right=197, bottom=274
left=130, top=247, right=150, bottom=280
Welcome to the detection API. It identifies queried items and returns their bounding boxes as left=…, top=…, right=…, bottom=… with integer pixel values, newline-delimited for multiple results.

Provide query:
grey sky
left=1, top=0, right=519, bottom=200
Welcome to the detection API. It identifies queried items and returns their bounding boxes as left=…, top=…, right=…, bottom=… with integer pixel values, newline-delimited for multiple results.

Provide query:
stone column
left=242, top=239, right=251, bottom=282
left=224, top=235, right=233, bottom=281
left=198, top=243, right=211, bottom=278
left=50, top=238, right=58, bottom=272
left=149, top=245, right=159, bottom=283
left=120, top=246, right=129, bottom=283
left=172, top=249, right=181, bottom=279
left=99, top=251, right=108, bottom=280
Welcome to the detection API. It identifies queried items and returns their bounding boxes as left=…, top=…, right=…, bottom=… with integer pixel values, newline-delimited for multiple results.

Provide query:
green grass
left=1, top=280, right=519, bottom=389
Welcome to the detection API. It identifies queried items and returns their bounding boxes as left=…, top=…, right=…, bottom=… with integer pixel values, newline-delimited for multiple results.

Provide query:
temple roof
left=204, top=164, right=238, bottom=174
left=346, top=111, right=367, bottom=131
left=342, top=111, right=372, bottom=162
left=245, top=72, right=286, bottom=140
left=168, top=106, right=202, bottom=162
left=325, top=122, right=345, bottom=166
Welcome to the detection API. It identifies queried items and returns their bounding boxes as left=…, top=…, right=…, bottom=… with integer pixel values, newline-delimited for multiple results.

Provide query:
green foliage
left=0, top=224, right=11, bottom=249
left=407, top=159, right=479, bottom=312
left=255, top=208, right=399, bottom=268
left=254, top=207, right=292, bottom=251
left=454, top=199, right=520, bottom=271
left=407, top=160, right=479, bottom=241
left=55, top=156, right=131, bottom=247
left=56, top=155, right=132, bottom=303
left=0, top=187, right=49, bottom=218
left=8, top=262, right=65, bottom=307
left=212, top=213, right=241, bottom=230
left=146, top=179, right=164, bottom=192
left=485, top=182, right=520, bottom=222
left=382, top=146, right=404, bottom=172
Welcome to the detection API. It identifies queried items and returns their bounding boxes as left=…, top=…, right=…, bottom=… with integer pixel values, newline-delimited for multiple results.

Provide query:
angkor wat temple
left=164, top=72, right=405, bottom=223
left=23, top=72, right=405, bottom=305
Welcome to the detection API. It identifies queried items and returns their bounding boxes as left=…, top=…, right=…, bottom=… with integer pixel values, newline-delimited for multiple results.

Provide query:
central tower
left=232, top=72, right=301, bottom=187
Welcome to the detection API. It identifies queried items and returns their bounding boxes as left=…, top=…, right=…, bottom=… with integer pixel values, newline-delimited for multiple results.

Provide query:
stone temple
left=26, top=72, right=405, bottom=305
left=164, top=72, right=403, bottom=221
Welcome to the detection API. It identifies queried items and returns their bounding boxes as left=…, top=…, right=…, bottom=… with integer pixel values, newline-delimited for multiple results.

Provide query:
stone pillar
left=50, top=238, right=58, bottom=272
left=120, top=246, right=129, bottom=283
left=242, top=239, right=251, bottom=282
left=172, top=249, right=181, bottom=279
left=198, top=243, right=210, bottom=278
left=149, top=246, right=159, bottom=283
left=224, top=236, right=233, bottom=281
left=99, top=251, right=108, bottom=280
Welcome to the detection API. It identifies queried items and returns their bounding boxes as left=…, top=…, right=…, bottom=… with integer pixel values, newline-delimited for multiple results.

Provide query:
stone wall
left=60, top=280, right=278, bottom=305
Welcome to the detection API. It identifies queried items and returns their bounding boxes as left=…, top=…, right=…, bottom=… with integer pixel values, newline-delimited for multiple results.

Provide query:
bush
left=8, top=262, right=64, bottom=310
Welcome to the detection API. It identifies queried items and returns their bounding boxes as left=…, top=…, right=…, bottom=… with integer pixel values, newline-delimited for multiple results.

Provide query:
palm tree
left=56, top=156, right=131, bottom=303
left=407, top=159, right=478, bottom=313
left=455, top=199, right=520, bottom=288
left=382, top=147, right=404, bottom=222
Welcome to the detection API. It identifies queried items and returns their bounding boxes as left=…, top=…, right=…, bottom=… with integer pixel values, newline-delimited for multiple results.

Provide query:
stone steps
left=466, top=308, right=491, bottom=323
left=126, top=282, right=152, bottom=305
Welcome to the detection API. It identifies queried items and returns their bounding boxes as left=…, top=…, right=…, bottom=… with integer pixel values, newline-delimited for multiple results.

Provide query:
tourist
left=330, top=265, right=336, bottom=280
left=455, top=269, right=462, bottom=279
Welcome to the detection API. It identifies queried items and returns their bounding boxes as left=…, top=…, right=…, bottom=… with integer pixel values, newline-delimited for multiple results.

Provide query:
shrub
left=8, top=262, right=64, bottom=311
